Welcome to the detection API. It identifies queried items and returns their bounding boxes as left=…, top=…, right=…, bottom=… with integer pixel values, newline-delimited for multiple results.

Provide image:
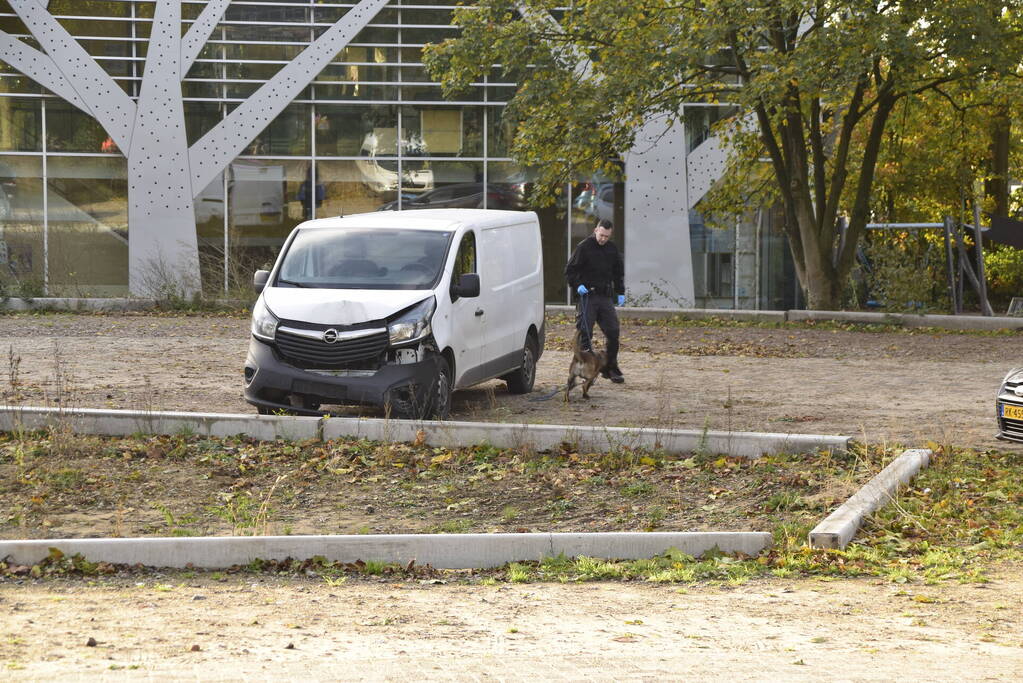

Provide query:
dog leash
left=527, top=291, right=592, bottom=402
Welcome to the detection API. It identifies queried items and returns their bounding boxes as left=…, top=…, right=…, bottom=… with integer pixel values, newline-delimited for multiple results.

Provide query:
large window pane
left=243, top=103, right=310, bottom=156
left=318, top=159, right=395, bottom=215
left=0, top=96, right=41, bottom=151
left=195, top=173, right=227, bottom=295
left=46, top=155, right=128, bottom=296
left=0, top=155, right=44, bottom=295
left=316, top=104, right=397, bottom=156
left=45, top=100, right=111, bottom=153
left=402, top=105, right=483, bottom=157
left=227, top=159, right=305, bottom=287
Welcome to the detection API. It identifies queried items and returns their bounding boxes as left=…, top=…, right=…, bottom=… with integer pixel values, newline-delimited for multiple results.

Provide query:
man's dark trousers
left=576, top=293, right=619, bottom=369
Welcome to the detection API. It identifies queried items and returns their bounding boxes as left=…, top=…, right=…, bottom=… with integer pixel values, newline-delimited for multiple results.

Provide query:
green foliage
left=983, top=244, right=1023, bottom=306
left=863, top=231, right=950, bottom=312
left=425, top=0, right=1021, bottom=309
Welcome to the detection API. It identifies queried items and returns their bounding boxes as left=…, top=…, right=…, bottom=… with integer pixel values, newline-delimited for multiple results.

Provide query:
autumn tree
left=425, top=0, right=1020, bottom=309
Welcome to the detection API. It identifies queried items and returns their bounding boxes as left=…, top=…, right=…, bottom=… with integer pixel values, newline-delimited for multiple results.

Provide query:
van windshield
left=276, top=228, right=453, bottom=290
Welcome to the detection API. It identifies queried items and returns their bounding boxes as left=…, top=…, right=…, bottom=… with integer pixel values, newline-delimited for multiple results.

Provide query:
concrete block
left=0, top=297, right=158, bottom=312
left=0, top=532, right=773, bottom=570
left=809, top=448, right=931, bottom=549
left=545, top=305, right=786, bottom=323
left=321, top=417, right=849, bottom=458
left=786, top=310, right=907, bottom=326
left=0, top=407, right=321, bottom=441
left=898, top=313, right=1023, bottom=331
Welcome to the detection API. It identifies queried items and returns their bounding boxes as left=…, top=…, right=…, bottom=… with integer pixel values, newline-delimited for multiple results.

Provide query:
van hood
left=263, top=287, right=432, bottom=326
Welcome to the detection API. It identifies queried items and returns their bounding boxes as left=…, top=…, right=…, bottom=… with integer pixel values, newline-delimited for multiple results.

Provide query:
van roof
left=297, top=209, right=537, bottom=232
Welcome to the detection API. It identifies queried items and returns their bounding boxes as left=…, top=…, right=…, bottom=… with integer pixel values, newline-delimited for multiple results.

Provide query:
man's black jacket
left=565, top=235, right=624, bottom=296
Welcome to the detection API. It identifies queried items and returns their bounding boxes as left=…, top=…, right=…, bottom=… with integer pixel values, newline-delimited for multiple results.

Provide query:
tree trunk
left=127, top=153, right=200, bottom=298
left=986, top=109, right=1011, bottom=220
left=126, top=0, right=200, bottom=298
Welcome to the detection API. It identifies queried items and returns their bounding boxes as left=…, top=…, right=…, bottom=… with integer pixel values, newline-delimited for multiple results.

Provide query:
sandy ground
left=0, top=313, right=1015, bottom=449
left=2, top=571, right=1021, bottom=680
left=3, top=313, right=1023, bottom=678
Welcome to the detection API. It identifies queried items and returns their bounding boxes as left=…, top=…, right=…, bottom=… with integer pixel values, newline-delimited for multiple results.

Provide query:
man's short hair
left=596, top=218, right=614, bottom=231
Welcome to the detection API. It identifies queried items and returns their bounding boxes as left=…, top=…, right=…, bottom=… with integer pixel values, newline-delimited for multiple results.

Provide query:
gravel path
left=1, top=312, right=1016, bottom=448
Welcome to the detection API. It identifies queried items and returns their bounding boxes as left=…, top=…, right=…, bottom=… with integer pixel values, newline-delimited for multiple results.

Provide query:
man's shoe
left=600, top=368, right=611, bottom=379
left=609, top=369, right=625, bottom=384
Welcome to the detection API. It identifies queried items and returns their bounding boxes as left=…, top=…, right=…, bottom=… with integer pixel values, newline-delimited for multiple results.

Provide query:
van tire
left=504, top=336, right=538, bottom=394
left=389, top=356, right=452, bottom=420
left=429, top=356, right=453, bottom=419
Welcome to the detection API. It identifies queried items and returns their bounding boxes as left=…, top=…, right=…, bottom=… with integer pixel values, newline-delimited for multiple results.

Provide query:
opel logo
left=322, top=328, right=339, bottom=344
left=1014, top=386, right=1023, bottom=398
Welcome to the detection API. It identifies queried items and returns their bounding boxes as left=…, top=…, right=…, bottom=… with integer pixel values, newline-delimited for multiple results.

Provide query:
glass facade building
left=0, top=1, right=793, bottom=306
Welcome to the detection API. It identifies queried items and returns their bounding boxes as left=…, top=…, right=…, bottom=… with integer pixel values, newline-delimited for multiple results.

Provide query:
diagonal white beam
left=9, top=0, right=135, bottom=150
left=0, top=31, right=88, bottom=112
left=188, top=0, right=389, bottom=195
left=181, top=0, right=231, bottom=77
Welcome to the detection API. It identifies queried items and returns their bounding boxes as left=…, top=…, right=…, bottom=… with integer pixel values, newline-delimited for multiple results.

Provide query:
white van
left=244, top=209, right=545, bottom=419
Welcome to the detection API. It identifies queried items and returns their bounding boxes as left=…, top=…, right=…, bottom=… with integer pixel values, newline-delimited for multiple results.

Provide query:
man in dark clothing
left=565, top=218, right=625, bottom=383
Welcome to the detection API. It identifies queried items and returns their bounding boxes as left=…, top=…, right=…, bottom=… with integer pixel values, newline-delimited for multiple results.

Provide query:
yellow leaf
left=431, top=453, right=453, bottom=465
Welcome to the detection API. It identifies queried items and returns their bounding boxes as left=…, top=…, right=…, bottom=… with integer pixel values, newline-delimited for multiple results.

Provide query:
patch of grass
left=621, top=479, right=654, bottom=497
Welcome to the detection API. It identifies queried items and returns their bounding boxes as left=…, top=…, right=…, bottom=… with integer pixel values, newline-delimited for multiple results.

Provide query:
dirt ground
left=2, top=571, right=1021, bottom=680
left=3, top=312, right=1023, bottom=679
left=0, top=312, right=1017, bottom=449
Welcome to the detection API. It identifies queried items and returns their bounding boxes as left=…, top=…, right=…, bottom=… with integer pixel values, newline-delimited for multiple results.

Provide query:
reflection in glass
left=315, top=104, right=397, bottom=157
left=401, top=106, right=482, bottom=157
left=228, top=159, right=305, bottom=288
left=194, top=173, right=227, bottom=294
left=0, top=155, right=44, bottom=294
left=45, top=100, right=113, bottom=154
left=0, top=97, right=41, bottom=151
left=278, top=228, right=452, bottom=290
left=46, top=156, right=129, bottom=295
left=318, top=159, right=396, bottom=215
left=245, top=104, right=310, bottom=156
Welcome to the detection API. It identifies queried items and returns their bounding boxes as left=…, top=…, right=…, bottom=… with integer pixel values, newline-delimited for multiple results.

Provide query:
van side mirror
left=451, top=272, right=480, bottom=299
left=253, top=269, right=270, bottom=294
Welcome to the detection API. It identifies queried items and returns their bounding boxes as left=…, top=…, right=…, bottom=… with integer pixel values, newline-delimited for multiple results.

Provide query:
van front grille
left=275, top=329, right=388, bottom=369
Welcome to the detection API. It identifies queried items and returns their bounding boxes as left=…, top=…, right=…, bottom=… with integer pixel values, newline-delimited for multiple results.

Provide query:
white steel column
left=624, top=116, right=694, bottom=307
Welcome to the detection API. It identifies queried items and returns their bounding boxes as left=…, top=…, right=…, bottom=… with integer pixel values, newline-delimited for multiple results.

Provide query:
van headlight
left=388, top=296, right=435, bottom=346
left=251, top=298, right=279, bottom=342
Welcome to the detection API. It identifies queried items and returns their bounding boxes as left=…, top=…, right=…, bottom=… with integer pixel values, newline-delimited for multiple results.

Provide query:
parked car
left=244, top=209, right=545, bottom=419
left=376, top=182, right=524, bottom=211
left=996, top=367, right=1023, bottom=442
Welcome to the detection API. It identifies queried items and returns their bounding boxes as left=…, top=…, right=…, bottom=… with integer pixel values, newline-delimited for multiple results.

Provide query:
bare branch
left=8, top=0, right=135, bottom=149
left=181, top=0, right=231, bottom=78
left=189, top=0, right=389, bottom=195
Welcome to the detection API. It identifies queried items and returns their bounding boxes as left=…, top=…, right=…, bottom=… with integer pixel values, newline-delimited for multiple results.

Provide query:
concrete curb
left=0, top=532, right=773, bottom=570
left=0, top=407, right=321, bottom=442
left=0, top=297, right=247, bottom=312
left=547, top=305, right=1023, bottom=331
left=0, top=406, right=850, bottom=457
left=4, top=298, right=1020, bottom=330
left=808, top=448, right=932, bottom=549
left=321, top=416, right=847, bottom=458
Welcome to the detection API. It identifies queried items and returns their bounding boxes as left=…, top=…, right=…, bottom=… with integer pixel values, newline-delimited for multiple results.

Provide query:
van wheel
left=428, top=356, right=453, bottom=419
left=390, top=357, right=452, bottom=420
left=504, top=336, right=537, bottom=394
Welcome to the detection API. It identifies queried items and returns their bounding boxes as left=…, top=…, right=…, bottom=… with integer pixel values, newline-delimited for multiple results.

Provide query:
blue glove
left=577, top=284, right=588, bottom=296
left=617, top=294, right=625, bottom=306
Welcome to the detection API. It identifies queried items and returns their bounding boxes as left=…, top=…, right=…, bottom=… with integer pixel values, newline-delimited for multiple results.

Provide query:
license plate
left=1000, top=403, right=1023, bottom=420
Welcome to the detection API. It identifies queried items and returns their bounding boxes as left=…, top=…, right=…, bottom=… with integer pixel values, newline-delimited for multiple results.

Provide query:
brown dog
left=564, top=329, right=607, bottom=402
